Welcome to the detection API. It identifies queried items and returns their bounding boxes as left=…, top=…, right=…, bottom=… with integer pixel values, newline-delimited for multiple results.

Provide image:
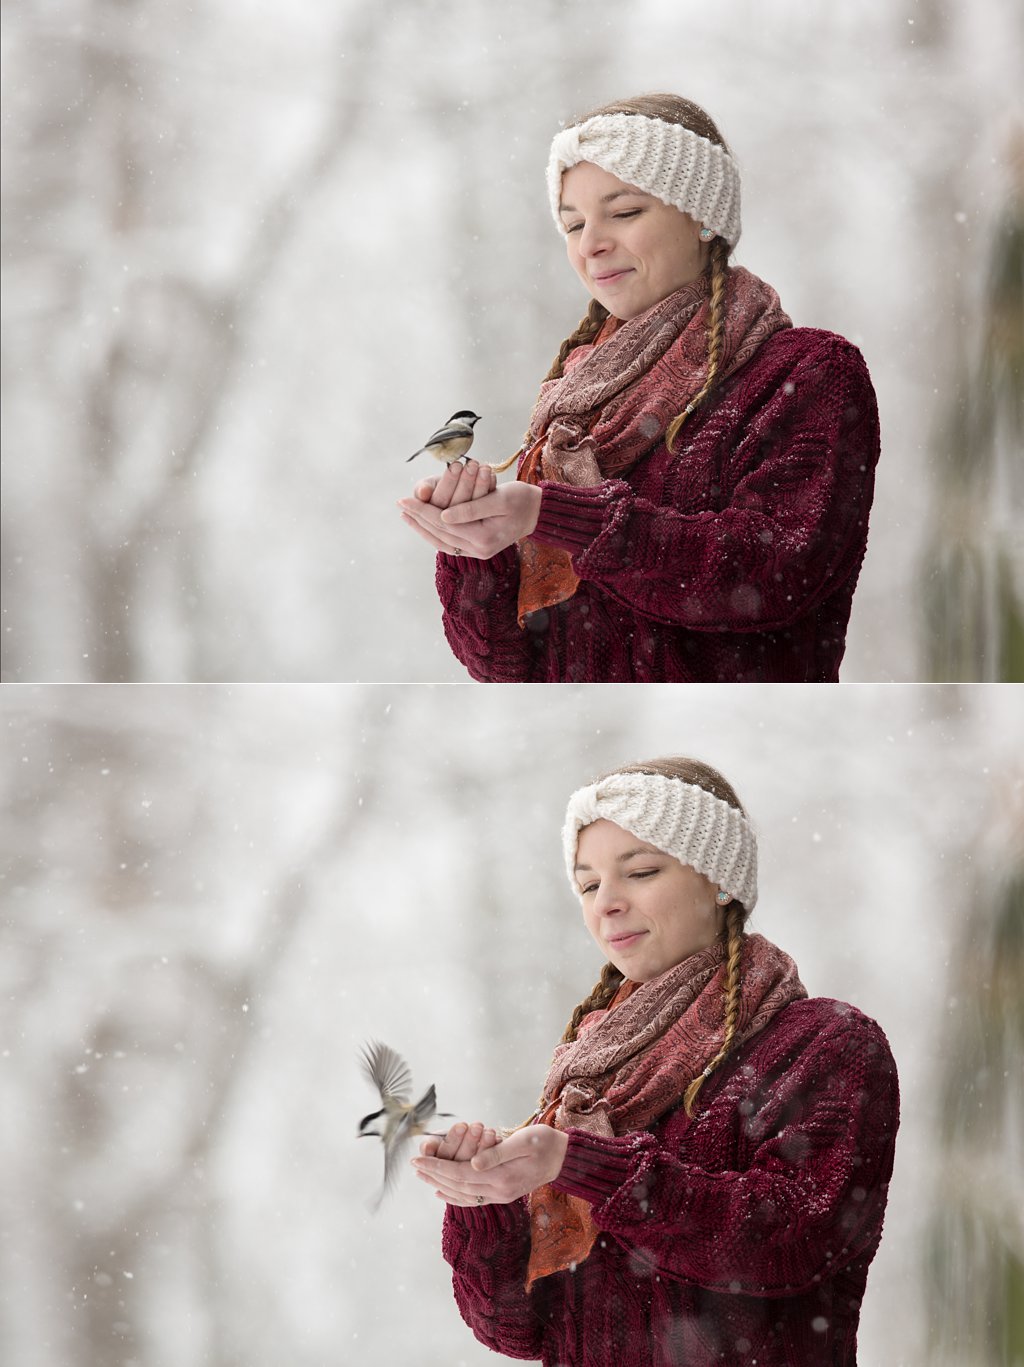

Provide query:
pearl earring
left=715, top=890, right=730, bottom=905
left=699, top=227, right=715, bottom=241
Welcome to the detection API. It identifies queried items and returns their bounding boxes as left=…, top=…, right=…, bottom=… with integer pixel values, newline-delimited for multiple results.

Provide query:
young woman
left=398, top=95, right=881, bottom=682
left=412, top=758, right=899, bottom=1366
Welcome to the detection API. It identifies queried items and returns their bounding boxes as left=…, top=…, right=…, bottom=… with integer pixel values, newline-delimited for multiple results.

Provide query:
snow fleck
left=812, top=1315, right=829, bottom=1332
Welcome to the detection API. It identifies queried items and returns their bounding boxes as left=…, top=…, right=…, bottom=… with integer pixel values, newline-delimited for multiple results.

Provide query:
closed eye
left=578, top=867, right=659, bottom=895
left=564, top=209, right=643, bottom=235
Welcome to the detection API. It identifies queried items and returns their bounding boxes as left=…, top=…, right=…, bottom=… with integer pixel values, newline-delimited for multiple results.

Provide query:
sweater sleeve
left=434, top=548, right=539, bottom=682
left=530, top=335, right=880, bottom=633
left=550, top=1012, right=899, bottom=1297
left=440, top=1199, right=545, bottom=1359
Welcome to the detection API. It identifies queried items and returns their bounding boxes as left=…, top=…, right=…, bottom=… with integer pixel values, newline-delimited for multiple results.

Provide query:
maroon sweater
left=435, top=329, right=880, bottom=681
left=440, top=997, right=899, bottom=1366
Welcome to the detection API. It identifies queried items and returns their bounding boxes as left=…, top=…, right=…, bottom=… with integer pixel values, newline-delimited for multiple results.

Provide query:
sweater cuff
left=437, top=545, right=519, bottom=575
left=552, top=1129, right=648, bottom=1205
left=445, top=1198, right=525, bottom=1242
left=530, top=481, right=612, bottom=554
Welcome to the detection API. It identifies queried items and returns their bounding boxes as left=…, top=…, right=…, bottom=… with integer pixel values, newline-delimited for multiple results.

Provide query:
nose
left=592, top=879, right=627, bottom=918
left=576, top=219, right=613, bottom=258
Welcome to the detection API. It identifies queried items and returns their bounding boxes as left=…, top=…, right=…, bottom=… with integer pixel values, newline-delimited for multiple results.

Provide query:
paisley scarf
left=526, top=932, right=806, bottom=1288
left=516, top=266, right=791, bottom=625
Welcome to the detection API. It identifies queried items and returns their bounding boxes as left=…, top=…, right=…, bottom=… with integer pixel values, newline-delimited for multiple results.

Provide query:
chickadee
left=357, top=1040, right=449, bottom=1208
left=406, top=410, right=482, bottom=465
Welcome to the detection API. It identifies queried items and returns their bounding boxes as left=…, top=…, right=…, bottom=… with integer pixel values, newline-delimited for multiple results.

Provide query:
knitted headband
left=547, top=112, right=742, bottom=247
left=563, top=771, right=758, bottom=910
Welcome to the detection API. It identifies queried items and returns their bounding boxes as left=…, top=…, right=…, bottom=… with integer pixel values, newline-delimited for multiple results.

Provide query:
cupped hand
left=398, top=479, right=542, bottom=561
left=413, top=1123, right=568, bottom=1207
left=418, top=1120, right=500, bottom=1164
left=399, top=459, right=499, bottom=557
left=413, top=458, right=496, bottom=510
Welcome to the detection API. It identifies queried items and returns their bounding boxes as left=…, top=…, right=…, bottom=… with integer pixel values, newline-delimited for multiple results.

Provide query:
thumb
left=470, top=1142, right=506, bottom=1172
left=440, top=493, right=497, bottom=526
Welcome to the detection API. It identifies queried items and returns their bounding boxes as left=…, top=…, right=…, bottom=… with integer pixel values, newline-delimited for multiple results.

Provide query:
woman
left=412, top=758, right=899, bottom=1365
left=398, top=95, right=881, bottom=682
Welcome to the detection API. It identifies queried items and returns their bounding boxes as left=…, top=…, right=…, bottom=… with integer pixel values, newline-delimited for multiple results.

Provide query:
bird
left=406, top=410, right=482, bottom=464
left=357, top=1040, right=448, bottom=1208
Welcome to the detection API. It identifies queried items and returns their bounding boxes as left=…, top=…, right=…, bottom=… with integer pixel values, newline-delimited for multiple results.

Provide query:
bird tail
left=406, top=449, right=423, bottom=462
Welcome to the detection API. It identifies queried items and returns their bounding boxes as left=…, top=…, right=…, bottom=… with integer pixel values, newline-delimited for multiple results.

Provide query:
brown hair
left=545, top=94, right=734, bottom=451
left=558, top=756, right=751, bottom=1117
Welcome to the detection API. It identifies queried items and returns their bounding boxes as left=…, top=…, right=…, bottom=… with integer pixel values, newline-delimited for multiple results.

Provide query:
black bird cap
left=448, top=410, right=482, bottom=424
left=357, top=1108, right=384, bottom=1136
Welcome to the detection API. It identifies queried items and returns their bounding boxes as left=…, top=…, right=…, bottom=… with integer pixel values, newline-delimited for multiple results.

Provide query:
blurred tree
left=0, top=1, right=408, bottom=680
left=925, top=780, right=1024, bottom=1365
left=919, top=129, right=1024, bottom=681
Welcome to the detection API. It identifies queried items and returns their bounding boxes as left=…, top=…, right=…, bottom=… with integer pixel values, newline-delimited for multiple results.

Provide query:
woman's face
left=574, top=818, right=724, bottom=983
left=558, top=161, right=709, bottom=320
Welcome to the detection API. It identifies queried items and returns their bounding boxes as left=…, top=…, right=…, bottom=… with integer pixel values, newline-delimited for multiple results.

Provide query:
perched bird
left=406, top=410, right=482, bottom=464
left=357, top=1040, right=448, bottom=1208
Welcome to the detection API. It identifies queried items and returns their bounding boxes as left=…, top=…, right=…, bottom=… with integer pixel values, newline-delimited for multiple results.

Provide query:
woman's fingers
left=414, top=1162, right=493, bottom=1206
left=399, top=510, right=465, bottom=555
left=444, top=460, right=486, bottom=506
left=422, top=461, right=463, bottom=509
left=400, top=465, right=509, bottom=558
left=412, top=477, right=440, bottom=503
left=429, top=1121, right=488, bottom=1162
left=411, top=460, right=496, bottom=510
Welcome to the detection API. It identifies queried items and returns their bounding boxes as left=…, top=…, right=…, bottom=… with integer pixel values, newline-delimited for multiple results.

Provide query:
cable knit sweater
left=435, top=328, right=880, bottom=682
left=440, top=997, right=899, bottom=1366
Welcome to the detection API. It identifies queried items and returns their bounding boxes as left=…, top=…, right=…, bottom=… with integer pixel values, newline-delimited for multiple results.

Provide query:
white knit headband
left=562, top=771, right=758, bottom=910
left=547, top=112, right=742, bottom=248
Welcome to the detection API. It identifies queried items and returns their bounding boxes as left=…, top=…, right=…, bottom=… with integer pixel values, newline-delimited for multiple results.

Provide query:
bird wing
left=409, top=1083, right=438, bottom=1129
left=361, top=1040, right=413, bottom=1104
left=374, top=1085, right=439, bottom=1208
left=422, top=422, right=469, bottom=447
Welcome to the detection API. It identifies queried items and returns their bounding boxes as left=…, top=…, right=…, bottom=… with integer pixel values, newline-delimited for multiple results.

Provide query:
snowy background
left=2, top=682, right=1022, bottom=1366
left=2, top=0, right=1022, bottom=683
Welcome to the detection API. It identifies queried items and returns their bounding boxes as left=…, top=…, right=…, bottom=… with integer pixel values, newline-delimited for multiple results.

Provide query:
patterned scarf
left=525, top=933, right=807, bottom=1289
left=516, top=266, right=792, bottom=625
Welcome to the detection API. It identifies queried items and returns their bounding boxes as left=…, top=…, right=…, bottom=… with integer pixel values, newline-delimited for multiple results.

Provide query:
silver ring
left=476, top=1195, right=485, bottom=1205
left=453, top=548, right=463, bottom=557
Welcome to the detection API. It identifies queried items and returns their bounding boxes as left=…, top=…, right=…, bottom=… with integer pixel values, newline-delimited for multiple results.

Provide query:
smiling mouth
left=607, top=931, right=647, bottom=947
left=592, top=269, right=633, bottom=284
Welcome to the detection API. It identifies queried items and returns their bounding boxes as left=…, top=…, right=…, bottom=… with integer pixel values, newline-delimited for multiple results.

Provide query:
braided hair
left=544, top=94, right=736, bottom=449
left=556, top=756, right=752, bottom=1118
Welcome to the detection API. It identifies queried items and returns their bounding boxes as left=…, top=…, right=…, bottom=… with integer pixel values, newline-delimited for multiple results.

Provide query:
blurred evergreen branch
left=919, top=131, right=1024, bottom=681
left=925, top=812, right=1024, bottom=1365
